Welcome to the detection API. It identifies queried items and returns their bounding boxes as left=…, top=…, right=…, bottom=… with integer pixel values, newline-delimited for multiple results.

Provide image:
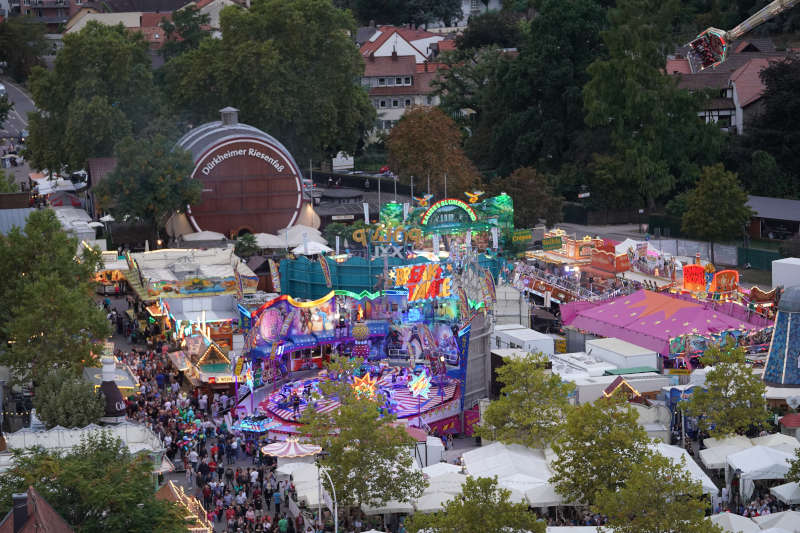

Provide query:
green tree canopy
left=0, top=432, right=186, bottom=532
left=0, top=94, right=10, bottom=129
left=160, top=5, right=211, bottom=61
left=94, top=134, right=200, bottom=239
left=405, top=476, right=544, bottom=533
left=685, top=341, right=768, bottom=437
left=0, top=210, right=110, bottom=385
left=476, top=351, right=573, bottom=448
left=681, top=164, right=752, bottom=264
left=235, top=233, right=259, bottom=258
left=27, top=22, right=160, bottom=172
left=595, top=453, right=723, bottom=533
left=161, top=0, right=375, bottom=162
left=456, top=10, right=522, bottom=50
left=33, top=368, right=105, bottom=429
left=302, top=356, right=426, bottom=510
left=583, top=0, right=723, bottom=207
left=788, top=447, right=800, bottom=484
left=334, top=0, right=463, bottom=27
left=549, top=394, right=649, bottom=506
left=486, top=167, right=563, bottom=227
left=0, top=169, right=18, bottom=193
left=0, top=16, right=49, bottom=81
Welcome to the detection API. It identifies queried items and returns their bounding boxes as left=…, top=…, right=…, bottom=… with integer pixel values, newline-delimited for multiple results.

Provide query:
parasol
left=261, top=438, right=322, bottom=458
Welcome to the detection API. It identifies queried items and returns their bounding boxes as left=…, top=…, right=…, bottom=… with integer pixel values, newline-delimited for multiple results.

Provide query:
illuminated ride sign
left=392, top=263, right=452, bottom=302
left=352, top=226, right=423, bottom=258
left=683, top=264, right=706, bottom=292
left=421, top=199, right=478, bottom=226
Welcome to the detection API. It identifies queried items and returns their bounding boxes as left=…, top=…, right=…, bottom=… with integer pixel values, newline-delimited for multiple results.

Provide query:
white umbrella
left=770, top=482, right=800, bottom=505
left=88, top=221, right=104, bottom=228
left=100, top=214, right=115, bottom=222
left=759, top=529, right=793, bottom=533
left=291, top=242, right=332, bottom=255
left=708, top=512, right=759, bottom=533
left=183, top=230, right=226, bottom=241
left=253, top=233, right=285, bottom=248
left=279, top=224, right=322, bottom=237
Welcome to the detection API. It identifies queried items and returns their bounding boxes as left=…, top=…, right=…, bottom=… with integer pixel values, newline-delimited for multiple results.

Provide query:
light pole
left=316, top=463, right=337, bottom=533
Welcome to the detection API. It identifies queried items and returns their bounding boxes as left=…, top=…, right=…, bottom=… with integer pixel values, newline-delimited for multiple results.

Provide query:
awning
left=313, top=330, right=337, bottom=343
left=288, top=334, right=317, bottom=347
left=168, top=350, right=191, bottom=372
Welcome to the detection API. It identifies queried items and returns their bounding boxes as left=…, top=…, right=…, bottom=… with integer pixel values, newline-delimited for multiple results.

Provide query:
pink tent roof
left=261, top=438, right=322, bottom=458
left=561, top=290, right=771, bottom=355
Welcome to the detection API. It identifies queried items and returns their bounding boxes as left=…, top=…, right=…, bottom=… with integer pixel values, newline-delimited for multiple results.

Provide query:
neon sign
left=421, top=199, right=477, bottom=225
left=352, top=226, right=422, bottom=246
left=392, top=264, right=452, bottom=302
left=408, top=372, right=431, bottom=398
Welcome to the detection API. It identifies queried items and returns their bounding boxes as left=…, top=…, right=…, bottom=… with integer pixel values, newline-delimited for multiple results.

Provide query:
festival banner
left=335, top=235, right=340, bottom=256
left=363, top=202, right=370, bottom=224
left=403, top=202, right=409, bottom=222
left=279, top=309, right=298, bottom=338
left=432, top=234, right=440, bottom=254
left=483, top=267, right=496, bottom=303
left=457, top=286, right=470, bottom=322
left=491, top=226, right=499, bottom=249
left=124, top=251, right=136, bottom=271
left=465, top=230, right=472, bottom=249
left=233, top=265, right=244, bottom=300
left=267, top=258, right=281, bottom=293
left=319, top=255, right=333, bottom=288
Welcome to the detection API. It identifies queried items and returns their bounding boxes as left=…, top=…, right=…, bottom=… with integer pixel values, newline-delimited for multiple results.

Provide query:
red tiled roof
left=363, top=55, right=416, bottom=77
left=416, top=62, right=445, bottom=73
left=437, top=39, right=456, bottom=52
left=140, top=11, right=169, bottom=26
left=359, top=25, right=439, bottom=59
left=780, top=413, right=800, bottom=428
left=666, top=58, right=690, bottom=74
left=730, top=57, right=773, bottom=107
left=0, top=486, right=74, bottom=533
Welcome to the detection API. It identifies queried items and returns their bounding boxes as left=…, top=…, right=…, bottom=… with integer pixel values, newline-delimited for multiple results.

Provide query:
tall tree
left=477, top=352, right=573, bottom=448
left=159, top=5, right=211, bottom=61
left=302, top=356, right=426, bottom=511
left=335, top=0, right=462, bottom=27
left=94, top=134, right=201, bottom=241
left=685, top=341, right=768, bottom=437
left=0, top=94, right=10, bottom=130
left=456, top=10, right=522, bottom=50
left=681, top=164, right=751, bottom=264
left=0, top=432, right=186, bottom=532
left=387, top=106, right=481, bottom=199
left=583, top=0, right=723, bottom=207
left=405, top=476, right=544, bottom=533
left=486, top=167, right=563, bottom=227
left=595, top=453, right=723, bottom=533
left=27, top=22, right=160, bottom=172
left=788, top=447, right=800, bottom=484
left=33, top=368, right=105, bottom=429
left=234, top=233, right=259, bottom=258
left=0, top=210, right=110, bottom=385
left=161, top=0, right=375, bottom=162
left=0, top=16, right=49, bottom=81
left=0, top=169, right=18, bottom=193
left=549, top=394, right=649, bottom=506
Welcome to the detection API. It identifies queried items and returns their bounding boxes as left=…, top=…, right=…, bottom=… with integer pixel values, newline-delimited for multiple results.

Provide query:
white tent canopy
left=182, top=230, right=226, bottom=241
left=650, top=442, right=717, bottom=494
left=279, top=224, right=322, bottom=237
left=701, top=443, right=753, bottom=470
left=770, top=481, right=800, bottom=505
left=253, top=233, right=286, bottom=248
left=525, top=483, right=565, bottom=508
left=750, top=434, right=800, bottom=455
left=291, top=241, right=332, bottom=255
left=708, top=512, right=759, bottom=533
left=727, top=446, right=794, bottom=500
left=361, top=500, right=414, bottom=516
left=752, top=510, right=800, bottom=532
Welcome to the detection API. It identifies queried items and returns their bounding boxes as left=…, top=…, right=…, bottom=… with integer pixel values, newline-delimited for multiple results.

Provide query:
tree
left=476, top=352, right=573, bottom=448
left=486, top=167, right=562, bottom=227
left=27, top=22, right=160, bottom=172
left=788, top=447, right=800, bottom=484
left=0, top=169, right=18, bottom=193
left=94, top=134, right=200, bottom=240
left=0, top=16, right=49, bottom=81
left=33, top=368, right=105, bottom=429
left=405, top=476, right=544, bottom=533
left=235, top=233, right=259, bottom=258
left=583, top=0, right=723, bottom=207
left=335, top=0, right=462, bottom=27
left=302, top=356, right=426, bottom=510
left=549, top=394, right=649, bottom=506
left=0, top=210, right=110, bottom=385
left=740, top=56, right=800, bottom=196
left=681, top=164, right=752, bottom=265
left=685, top=341, right=768, bottom=437
left=0, top=432, right=186, bottom=532
left=595, top=453, right=723, bottom=533
left=0, top=94, right=10, bottom=130
left=160, top=5, right=211, bottom=61
left=321, top=222, right=352, bottom=247
left=387, top=106, right=481, bottom=199
left=456, top=10, right=522, bottom=50
left=161, top=0, right=375, bottom=162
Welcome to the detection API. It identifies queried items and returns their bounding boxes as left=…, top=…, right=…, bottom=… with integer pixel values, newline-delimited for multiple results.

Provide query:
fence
left=737, top=247, right=782, bottom=270
left=647, top=238, right=737, bottom=266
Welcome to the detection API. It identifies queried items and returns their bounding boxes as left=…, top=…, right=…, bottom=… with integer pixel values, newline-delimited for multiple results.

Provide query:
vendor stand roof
left=260, top=438, right=321, bottom=458
left=155, top=481, right=213, bottom=532
left=561, top=289, right=772, bottom=355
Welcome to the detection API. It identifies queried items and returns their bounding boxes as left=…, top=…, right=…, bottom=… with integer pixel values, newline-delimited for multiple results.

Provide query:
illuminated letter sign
left=421, top=199, right=478, bottom=226
left=683, top=264, right=706, bottom=292
left=711, top=269, right=739, bottom=293
left=393, top=264, right=452, bottom=301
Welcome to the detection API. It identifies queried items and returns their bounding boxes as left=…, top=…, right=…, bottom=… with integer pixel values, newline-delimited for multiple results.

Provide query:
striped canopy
left=261, top=438, right=322, bottom=458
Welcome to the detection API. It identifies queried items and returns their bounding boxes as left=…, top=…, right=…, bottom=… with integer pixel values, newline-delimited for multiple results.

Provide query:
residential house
left=667, top=38, right=786, bottom=134
left=0, top=487, right=74, bottom=533
left=456, top=0, right=502, bottom=26
left=359, top=26, right=449, bottom=134
left=66, top=11, right=171, bottom=49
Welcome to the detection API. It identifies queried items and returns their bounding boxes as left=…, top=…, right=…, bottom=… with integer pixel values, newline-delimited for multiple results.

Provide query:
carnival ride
left=688, top=0, right=800, bottom=72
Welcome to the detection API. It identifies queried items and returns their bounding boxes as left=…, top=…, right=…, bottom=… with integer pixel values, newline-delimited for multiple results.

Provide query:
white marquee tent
left=752, top=510, right=800, bottom=532
left=727, top=446, right=794, bottom=500
left=770, top=481, right=800, bottom=505
left=708, top=512, right=759, bottom=533
left=651, top=441, right=717, bottom=494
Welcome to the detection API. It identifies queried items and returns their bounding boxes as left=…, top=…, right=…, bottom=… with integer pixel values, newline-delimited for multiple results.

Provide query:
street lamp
left=439, top=355, right=446, bottom=400
left=316, top=454, right=337, bottom=533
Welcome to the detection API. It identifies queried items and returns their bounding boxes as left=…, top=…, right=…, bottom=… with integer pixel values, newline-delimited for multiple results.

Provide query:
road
left=0, top=77, right=35, bottom=139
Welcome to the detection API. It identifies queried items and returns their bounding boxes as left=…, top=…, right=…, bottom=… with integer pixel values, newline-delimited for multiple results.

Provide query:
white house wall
left=374, top=34, right=427, bottom=63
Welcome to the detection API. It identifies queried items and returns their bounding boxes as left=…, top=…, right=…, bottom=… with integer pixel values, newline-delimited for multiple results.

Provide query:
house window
left=717, top=115, right=732, bottom=127
left=404, top=77, right=411, bottom=85
left=396, top=77, right=402, bottom=85
left=380, top=100, right=386, bottom=108
left=388, top=77, right=395, bottom=86
left=392, top=99, right=399, bottom=107
left=470, top=0, right=480, bottom=12
left=426, top=96, right=433, bottom=105
left=378, top=78, right=386, bottom=86
left=405, top=99, right=411, bottom=107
